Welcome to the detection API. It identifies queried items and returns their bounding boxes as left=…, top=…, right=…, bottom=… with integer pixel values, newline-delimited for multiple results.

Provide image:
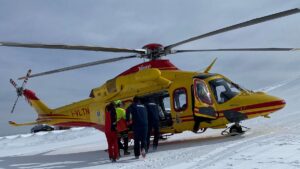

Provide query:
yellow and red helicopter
left=2, top=8, right=300, bottom=136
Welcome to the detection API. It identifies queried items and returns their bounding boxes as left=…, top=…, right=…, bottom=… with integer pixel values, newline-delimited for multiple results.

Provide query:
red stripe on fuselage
left=218, top=107, right=282, bottom=118
left=181, top=107, right=282, bottom=122
left=37, top=117, right=81, bottom=120
left=179, top=100, right=285, bottom=120
left=228, top=100, right=285, bottom=112
left=39, top=114, right=67, bottom=117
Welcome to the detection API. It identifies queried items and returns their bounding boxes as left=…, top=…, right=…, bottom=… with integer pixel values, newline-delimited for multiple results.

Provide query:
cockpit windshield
left=209, top=78, right=241, bottom=104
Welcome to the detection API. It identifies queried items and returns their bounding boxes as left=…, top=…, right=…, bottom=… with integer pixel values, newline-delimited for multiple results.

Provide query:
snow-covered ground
left=1, top=78, right=300, bottom=169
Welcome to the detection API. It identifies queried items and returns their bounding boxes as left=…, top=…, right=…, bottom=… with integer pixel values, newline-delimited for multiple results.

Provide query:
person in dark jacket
left=144, top=98, right=160, bottom=152
left=104, top=103, right=119, bottom=162
left=126, top=96, right=148, bottom=159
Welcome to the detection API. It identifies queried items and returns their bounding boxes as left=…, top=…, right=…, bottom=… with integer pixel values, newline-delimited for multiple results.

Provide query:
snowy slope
left=1, top=78, right=300, bottom=169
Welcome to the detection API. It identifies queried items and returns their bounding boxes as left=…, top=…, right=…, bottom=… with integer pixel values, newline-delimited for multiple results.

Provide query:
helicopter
left=2, top=8, right=299, bottom=137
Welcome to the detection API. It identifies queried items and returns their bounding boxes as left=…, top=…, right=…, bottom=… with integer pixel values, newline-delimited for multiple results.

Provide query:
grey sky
left=0, top=0, right=299, bottom=136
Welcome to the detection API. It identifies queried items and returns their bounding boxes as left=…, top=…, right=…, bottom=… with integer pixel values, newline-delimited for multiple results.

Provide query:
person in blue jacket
left=126, top=96, right=148, bottom=159
left=144, top=98, right=160, bottom=152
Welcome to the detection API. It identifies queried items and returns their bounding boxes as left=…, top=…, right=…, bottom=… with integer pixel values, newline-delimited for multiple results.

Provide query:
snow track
left=1, top=78, right=300, bottom=169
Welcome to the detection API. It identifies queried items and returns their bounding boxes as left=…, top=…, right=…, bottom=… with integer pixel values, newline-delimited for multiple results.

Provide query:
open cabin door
left=193, top=78, right=217, bottom=119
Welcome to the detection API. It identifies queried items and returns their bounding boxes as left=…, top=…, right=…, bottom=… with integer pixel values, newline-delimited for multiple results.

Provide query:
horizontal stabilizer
left=9, top=120, right=48, bottom=127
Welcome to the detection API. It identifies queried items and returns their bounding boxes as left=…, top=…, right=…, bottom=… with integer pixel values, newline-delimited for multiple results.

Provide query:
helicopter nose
left=262, top=94, right=286, bottom=114
left=276, top=97, right=286, bottom=109
left=241, top=92, right=286, bottom=118
left=273, top=97, right=286, bottom=110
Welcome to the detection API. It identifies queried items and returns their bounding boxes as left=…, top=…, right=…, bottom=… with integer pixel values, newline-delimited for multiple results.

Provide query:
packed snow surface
left=1, top=78, right=300, bottom=169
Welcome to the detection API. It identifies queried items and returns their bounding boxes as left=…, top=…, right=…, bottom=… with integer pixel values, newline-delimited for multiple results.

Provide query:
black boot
left=193, top=117, right=201, bottom=133
left=124, top=151, right=130, bottom=155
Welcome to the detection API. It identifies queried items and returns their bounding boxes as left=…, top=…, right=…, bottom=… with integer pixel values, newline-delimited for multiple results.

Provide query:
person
left=193, top=116, right=203, bottom=133
left=126, top=96, right=148, bottom=159
left=114, top=100, right=130, bottom=156
left=193, top=116, right=211, bottom=133
left=144, top=98, right=160, bottom=152
left=104, top=103, right=119, bottom=162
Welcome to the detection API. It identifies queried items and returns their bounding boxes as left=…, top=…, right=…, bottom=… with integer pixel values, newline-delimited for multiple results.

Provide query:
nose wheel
left=221, top=123, right=250, bottom=136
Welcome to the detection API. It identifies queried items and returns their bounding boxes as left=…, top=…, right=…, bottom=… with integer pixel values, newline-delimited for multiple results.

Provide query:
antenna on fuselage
left=204, top=58, right=217, bottom=73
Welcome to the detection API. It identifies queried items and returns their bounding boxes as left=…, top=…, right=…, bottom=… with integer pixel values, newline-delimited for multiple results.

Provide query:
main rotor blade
left=0, top=42, right=145, bottom=54
left=174, top=48, right=300, bottom=53
left=18, top=55, right=137, bottom=79
left=165, top=8, right=300, bottom=50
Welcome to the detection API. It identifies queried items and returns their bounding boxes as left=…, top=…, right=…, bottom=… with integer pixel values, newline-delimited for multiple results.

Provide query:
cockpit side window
left=194, top=79, right=212, bottom=105
left=209, top=78, right=241, bottom=104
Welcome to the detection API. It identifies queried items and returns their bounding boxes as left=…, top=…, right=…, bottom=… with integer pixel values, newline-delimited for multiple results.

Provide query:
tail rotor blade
left=9, top=69, right=31, bottom=114
left=21, top=69, right=32, bottom=88
left=10, top=79, right=18, bottom=89
left=10, top=96, right=20, bottom=114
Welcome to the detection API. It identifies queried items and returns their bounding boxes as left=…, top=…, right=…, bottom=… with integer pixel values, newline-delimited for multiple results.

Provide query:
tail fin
left=23, top=89, right=52, bottom=114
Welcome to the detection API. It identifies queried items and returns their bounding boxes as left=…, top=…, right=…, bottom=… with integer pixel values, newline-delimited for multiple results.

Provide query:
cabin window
left=194, top=79, right=212, bottom=105
left=209, top=78, right=241, bottom=104
left=163, top=97, right=171, bottom=111
left=173, top=88, right=187, bottom=111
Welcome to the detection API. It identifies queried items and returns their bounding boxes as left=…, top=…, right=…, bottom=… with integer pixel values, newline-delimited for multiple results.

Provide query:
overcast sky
left=0, top=0, right=299, bottom=136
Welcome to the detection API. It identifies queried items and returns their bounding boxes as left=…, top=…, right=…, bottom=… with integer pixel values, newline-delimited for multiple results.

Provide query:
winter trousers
left=105, top=131, right=119, bottom=160
left=147, top=124, right=159, bottom=150
left=133, top=127, right=148, bottom=157
left=118, top=131, right=129, bottom=152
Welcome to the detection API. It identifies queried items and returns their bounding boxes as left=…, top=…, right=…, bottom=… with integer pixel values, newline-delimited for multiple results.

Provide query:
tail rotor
left=10, top=69, right=32, bottom=113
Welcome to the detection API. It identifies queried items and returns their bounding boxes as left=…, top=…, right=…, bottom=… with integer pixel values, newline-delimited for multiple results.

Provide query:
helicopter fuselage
left=21, top=59, right=285, bottom=135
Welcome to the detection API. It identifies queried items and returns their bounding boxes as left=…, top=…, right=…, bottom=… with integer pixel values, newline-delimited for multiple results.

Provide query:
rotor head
left=142, top=43, right=165, bottom=60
